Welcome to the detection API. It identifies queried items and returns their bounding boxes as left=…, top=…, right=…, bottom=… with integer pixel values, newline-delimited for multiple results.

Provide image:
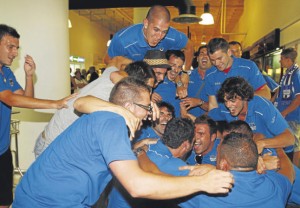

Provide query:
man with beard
left=134, top=101, right=175, bottom=143
left=186, top=115, right=219, bottom=166
left=181, top=45, right=211, bottom=117
left=153, top=50, right=185, bottom=117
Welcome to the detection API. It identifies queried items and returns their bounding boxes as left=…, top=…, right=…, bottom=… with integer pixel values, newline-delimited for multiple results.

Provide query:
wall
left=233, top=0, right=300, bottom=50
left=69, top=11, right=112, bottom=69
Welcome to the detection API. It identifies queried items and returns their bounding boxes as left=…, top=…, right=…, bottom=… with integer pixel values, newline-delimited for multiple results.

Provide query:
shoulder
left=115, top=24, right=142, bottom=38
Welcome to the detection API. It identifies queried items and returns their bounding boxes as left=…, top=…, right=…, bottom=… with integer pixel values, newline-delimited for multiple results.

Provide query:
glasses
left=134, top=102, right=153, bottom=114
left=194, top=155, right=203, bottom=164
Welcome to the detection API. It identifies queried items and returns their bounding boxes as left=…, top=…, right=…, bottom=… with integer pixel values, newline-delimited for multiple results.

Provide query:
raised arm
left=22, top=55, right=35, bottom=97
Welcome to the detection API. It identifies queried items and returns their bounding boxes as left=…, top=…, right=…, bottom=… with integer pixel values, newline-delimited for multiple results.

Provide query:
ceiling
left=69, top=0, right=245, bottom=48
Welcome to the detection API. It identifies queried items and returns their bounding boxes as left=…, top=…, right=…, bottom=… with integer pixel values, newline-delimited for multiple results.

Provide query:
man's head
left=0, top=24, right=20, bottom=68
left=152, top=101, right=175, bottom=137
left=217, top=132, right=258, bottom=171
left=217, top=77, right=254, bottom=116
left=229, top=41, right=242, bottom=58
left=143, top=5, right=170, bottom=47
left=144, top=50, right=170, bottom=86
left=162, top=118, right=194, bottom=159
left=280, top=47, right=297, bottom=69
left=125, top=61, right=156, bottom=88
left=193, top=115, right=217, bottom=156
left=109, top=77, right=152, bottom=120
left=223, top=120, right=253, bottom=141
left=197, top=45, right=212, bottom=71
left=166, top=50, right=185, bottom=81
left=208, top=38, right=233, bottom=71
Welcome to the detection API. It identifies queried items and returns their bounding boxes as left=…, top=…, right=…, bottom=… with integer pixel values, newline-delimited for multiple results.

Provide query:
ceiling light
left=199, top=3, right=214, bottom=25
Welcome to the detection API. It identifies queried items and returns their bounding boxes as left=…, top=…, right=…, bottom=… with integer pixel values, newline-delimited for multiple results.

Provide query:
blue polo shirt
left=209, top=96, right=293, bottom=154
left=108, top=24, right=188, bottom=61
left=154, top=77, right=181, bottom=117
left=204, top=57, right=266, bottom=96
left=288, top=165, right=300, bottom=205
left=13, top=112, right=136, bottom=208
left=263, top=74, right=279, bottom=92
left=186, top=139, right=220, bottom=166
left=275, top=67, right=300, bottom=123
left=179, top=170, right=292, bottom=208
left=0, top=66, right=22, bottom=155
left=187, top=68, right=208, bottom=117
left=108, top=140, right=190, bottom=208
left=133, top=125, right=160, bottom=143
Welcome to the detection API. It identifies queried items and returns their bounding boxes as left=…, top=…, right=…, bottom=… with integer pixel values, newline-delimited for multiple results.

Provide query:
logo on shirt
left=215, top=82, right=221, bottom=86
left=249, top=122, right=256, bottom=131
left=9, top=79, right=14, bottom=87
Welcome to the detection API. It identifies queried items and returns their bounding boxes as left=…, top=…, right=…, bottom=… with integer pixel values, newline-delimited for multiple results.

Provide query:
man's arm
left=22, top=55, right=35, bottom=97
left=255, top=85, right=271, bottom=100
left=255, top=129, right=295, bottom=154
left=281, top=94, right=300, bottom=118
left=182, top=39, right=194, bottom=72
left=109, top=160, right=233, bottom=199
left=208, top=95, right=218, bottom=111
left=276, top=148, right=295, bottom=183
left=0, top=90, right=75, bottom=109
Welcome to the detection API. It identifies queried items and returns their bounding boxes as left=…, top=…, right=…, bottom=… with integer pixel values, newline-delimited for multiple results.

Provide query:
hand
left=150, top=101, right=160, bottom=121
left=55, top=93, right=78, bottom=109
left=262, top=152, right=280, bottom=170
left=176, top=85, right=187, bottom=99
left=24, top=55, right=36, bottom=77
left=151, top=92, right=162, bottom=103
left=198, top=169, right=234, bottom=194
left=133, top=138, right=158, bottom=150
left=181, top=97, right=201, bottom=110
left=256, top=156, right=267, bottom=174
left=179, top=164, right=216, bottom=176
left=180, top=102, right=196, bottom=121
left=255, top=139, right=265, bottom=154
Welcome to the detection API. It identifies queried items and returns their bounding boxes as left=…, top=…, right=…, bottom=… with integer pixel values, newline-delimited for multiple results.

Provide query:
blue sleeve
left=107, top=34, right=126, bottom=58
left=267, top=171, right=292, bottom=203
left=169, top=28, right=188, bottom=49
left=292, top=71, right=300, bottom=95
left=97, top=116, right=136, bottom=164
left=248, top=62, right=267, bottom=90
left=264, top=75, right=279, bottom=92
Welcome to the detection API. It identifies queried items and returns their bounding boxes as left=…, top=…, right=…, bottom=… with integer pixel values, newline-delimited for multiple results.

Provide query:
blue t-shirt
left=204, top=57, right=266, bottom=96
left=187, top=68, right=208, bottom=117
left=209, top=96, right=293, bottom=154
left=133, top=125, right=160, bottom=143
left=275, top=66, right=300, bottom=123
left=13, top=112, right=136, bottom=208
left=154, top=77, right=181, bottom=117
left=288, top=165, right=300, bottom=205
left=108, top=24, right=188, bottom=61
left=108, top=140, right=189, bottom=208
left=0, top=66, right=22, bottom=155
left=179, top=170, right=292, bottom=208
left=186, top=139, right=220, bottom=166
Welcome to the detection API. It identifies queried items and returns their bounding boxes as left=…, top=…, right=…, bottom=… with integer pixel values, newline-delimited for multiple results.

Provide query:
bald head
left=146, top=5, right=170, bottom=23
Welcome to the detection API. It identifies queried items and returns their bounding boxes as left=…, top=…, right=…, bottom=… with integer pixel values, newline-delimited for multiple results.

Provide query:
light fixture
left=199, top=3, right=214, bottom=25
left=201, top=35, right=207, bottom=45
left=68, top=19, right=72, bottom=28
left=107, top=34, right=113, bottom=47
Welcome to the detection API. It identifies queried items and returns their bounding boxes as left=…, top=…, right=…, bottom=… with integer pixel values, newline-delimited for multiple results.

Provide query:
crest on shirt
left=9, top=79, right=14, bottom=87
left=249, top=122, right=256, bottom=131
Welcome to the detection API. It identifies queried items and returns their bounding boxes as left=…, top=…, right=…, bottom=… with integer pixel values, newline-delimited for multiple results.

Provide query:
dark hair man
left=0, top=24, right=73, bottom=208
left=13, top=77, right=233, bottom=207
left=229, top=41, right=242, bottom=58
left=205, top=38, right=271, bottom=112
left=275, top=47, right=300, bottom=168
left=179, top=132, right=294, bottom=208
left=212, top=76, right=294, bottom=157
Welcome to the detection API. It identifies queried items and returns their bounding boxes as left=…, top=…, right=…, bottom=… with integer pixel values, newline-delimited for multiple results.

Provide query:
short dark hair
left=208, top=38, right=229, bottom=54
left=217, top=77, right=254, bottom=103
left=165, top=50, right=185, bottom=63
left=281, top=48, right=298, bottom=62
left=220, top=132, right=258, bottom=169
left=109, top=77, right=151, bottom=106
left=146, top=5, right=170, bottom=23
left=162, top=118, right=194, bottom=149
left=229, top=41, right=242, bottom=50
left=157, top=101, right=175, bottom=118
left=125, top=61, right=156, bottom=84
left=194, top=115, right=217, bottom=136
left=197, top=45, right=208, bottom=55
left=0, top=24, right=20, bottom=41
left=225, top=120, right=253, bottom=138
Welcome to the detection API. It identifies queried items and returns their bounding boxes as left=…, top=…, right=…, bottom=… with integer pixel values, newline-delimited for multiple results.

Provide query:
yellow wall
left=69, top=11, right=112, bottom=69
left=234, top=0, right=300, bottom=49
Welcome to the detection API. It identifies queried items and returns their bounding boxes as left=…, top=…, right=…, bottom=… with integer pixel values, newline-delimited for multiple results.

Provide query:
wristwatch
left=176, top=81, right=183, bottom=87
left=133, top=147, right=145, bottom=157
